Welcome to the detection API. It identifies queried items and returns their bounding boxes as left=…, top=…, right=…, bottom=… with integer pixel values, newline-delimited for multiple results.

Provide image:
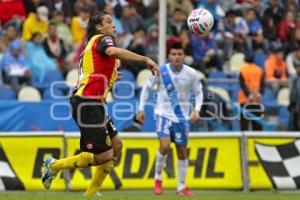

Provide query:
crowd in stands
left=0, top=0, right=299, bottom=131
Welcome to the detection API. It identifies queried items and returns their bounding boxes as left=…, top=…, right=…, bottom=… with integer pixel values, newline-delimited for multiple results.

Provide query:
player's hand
left=190, top=110, right=200, bottom=124
left=136, top=111, right=145, bottom=124
left=145, top=57, right=159, bottom=77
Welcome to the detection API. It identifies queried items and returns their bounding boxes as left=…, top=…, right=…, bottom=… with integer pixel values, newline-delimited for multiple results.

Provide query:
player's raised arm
left=191, top=72, right=203, bottom=124
left=105, top=46, right=159, bottom=77
left=137, top=76, right=160, bottom=124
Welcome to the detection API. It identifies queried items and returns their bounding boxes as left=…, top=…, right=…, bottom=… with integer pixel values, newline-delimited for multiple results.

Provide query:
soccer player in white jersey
left=137, top=43, right=203, bottom=196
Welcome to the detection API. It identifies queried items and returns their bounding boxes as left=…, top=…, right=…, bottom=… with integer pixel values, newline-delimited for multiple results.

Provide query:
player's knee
left=160, top=144, right=170, bottom=154
left=116, top=139, right=123, bottom=152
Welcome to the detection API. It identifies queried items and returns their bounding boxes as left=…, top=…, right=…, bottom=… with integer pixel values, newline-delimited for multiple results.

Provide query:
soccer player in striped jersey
left=137, top=43, right=203, bottom=196
left=42, top=12, right=159, bottom=195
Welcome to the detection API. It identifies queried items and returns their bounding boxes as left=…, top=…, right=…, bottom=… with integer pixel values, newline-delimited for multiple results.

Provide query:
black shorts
left=70, top=96, right=118, bottom=154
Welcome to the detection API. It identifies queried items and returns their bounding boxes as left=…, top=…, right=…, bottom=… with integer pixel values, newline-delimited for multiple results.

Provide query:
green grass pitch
left=0, top=191, right=300, bottom=200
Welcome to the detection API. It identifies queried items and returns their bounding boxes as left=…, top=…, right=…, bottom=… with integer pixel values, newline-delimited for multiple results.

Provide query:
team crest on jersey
left=167, top=84, right=173, bottom=90
left=103, top=36, right=114, bottom=46
left=175, top=132, right=182, bottom=139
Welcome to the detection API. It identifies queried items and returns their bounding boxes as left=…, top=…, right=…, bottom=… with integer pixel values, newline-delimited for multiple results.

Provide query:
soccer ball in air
left=187, top=8, right=214, bottom=35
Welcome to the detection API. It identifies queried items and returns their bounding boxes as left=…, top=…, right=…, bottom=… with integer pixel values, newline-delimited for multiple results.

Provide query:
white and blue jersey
left=139, top=63, right=203, bottom=145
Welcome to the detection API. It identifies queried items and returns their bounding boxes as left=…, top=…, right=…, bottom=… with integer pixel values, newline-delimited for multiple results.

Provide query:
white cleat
left=42, top=157, right=57, bottom=189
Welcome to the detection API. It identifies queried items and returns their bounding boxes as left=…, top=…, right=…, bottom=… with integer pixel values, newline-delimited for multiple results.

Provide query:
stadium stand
left=0, top=86, right=16, bottom=100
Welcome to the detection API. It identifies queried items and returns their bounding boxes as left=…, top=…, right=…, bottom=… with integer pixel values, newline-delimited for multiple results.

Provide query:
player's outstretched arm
left=105, top=46, right=159, bottom=76
left=137, top=76, right=160, bottom=124
left=191, top=73, right=203, bottom=124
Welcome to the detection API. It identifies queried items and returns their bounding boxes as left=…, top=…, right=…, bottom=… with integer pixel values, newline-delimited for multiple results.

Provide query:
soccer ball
left=187, top=8, right=214, bottom=35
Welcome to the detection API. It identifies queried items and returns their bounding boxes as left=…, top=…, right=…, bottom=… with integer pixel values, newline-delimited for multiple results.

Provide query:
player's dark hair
left=170, top=42, right=183, bottom=50
left=86, top=12, right=109, bottom=41
left=168, top=42, right=183, bottom=55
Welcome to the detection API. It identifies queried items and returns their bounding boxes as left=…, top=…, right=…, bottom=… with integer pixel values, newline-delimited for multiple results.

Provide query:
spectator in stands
left=0, top=39, right=31, bottom=90
left=144, top=7, right=173, bottom=36
left=131, top=0, right=148, bottom=19
left=74, top=0, right=97, bottom=15
left=277, top=10, right=296, bottom=42
left=264, top=45, right=287, bottom=93
left=219, top=0, right=236, bottom=12
left=43, top=23, right=67, bottom=73
left=0, top=25, right=18, bottom=53
left=215, top=10, right=236, bottom=60
left=145, top=24, right=158, bottom=63
left=284, top=0, right=300, bottom=14
left=25, top=32, right=56, bottom=83
left=167, top=0, right=193, bottom=17
left=262, top=16, right=280, bottom=51
left=284, top=27, right=300, bottom=55
left=0, top=0, right=26, bottom=25
left=191, top=33, right=218, bottom=67
left=126, top=27, right=146, bottom=77
left=289, top=62, right=300, bottom=131
left=180, top=29, right=194, bottom=65
left=198, top=0, right=225, bottom=23
left=235, top=8, right=263, bottom=52
left=43, top=0, right=72, bottom=23
left=239, top=51, right=264, bottom=130
left=71, top=5, right=90, bottom=46
left=264, top=45, right=287, bottom=81
left=104, top=4, right=124, bottom=35
left=22, top=5, right=49, bottom=41
left=263, top=0, right=285, bottom=27
left=144, top=7, right=158, bottom=32
left=23, top=0, right=43, bottom=16
left=52, top=11, right=73, bottom=49
left=286, top=46, right=300, bottom=77
left=121, top=5, right=144, bottom=34
left=167, top=8, right=185, bottom=36
left=244, top=8, right=264, bottom=51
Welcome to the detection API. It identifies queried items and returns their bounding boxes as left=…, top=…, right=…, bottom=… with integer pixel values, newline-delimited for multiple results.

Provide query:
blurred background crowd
left=0, top=0, right=299, bottom=131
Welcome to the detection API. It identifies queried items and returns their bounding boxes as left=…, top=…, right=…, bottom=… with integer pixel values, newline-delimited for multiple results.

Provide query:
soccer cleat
left=176, top=187, right=193, bottom=196
left=153, top=179, right=163, bottom=195
left=42, top=157, right=57, bottom=189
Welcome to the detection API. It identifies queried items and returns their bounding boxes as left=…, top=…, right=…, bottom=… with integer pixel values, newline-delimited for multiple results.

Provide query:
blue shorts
left=156, top=116, right=189, bottom=145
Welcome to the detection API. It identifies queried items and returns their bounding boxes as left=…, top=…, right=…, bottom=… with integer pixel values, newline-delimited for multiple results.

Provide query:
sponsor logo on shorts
left=86, top=143, right=93, bottom=150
